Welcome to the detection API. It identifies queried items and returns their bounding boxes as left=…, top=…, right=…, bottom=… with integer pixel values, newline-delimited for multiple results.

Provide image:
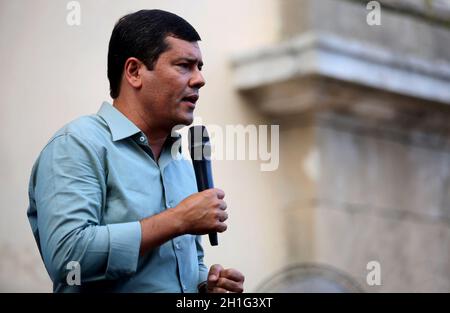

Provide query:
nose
left=189, top=69, right=205, bottom=89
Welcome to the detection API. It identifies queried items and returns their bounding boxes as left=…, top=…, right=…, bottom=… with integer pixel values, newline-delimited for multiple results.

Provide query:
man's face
left=139, top=36, right=205, bottom=129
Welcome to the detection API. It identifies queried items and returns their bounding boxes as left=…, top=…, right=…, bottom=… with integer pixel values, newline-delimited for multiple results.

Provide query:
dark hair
left=107, top=9, right=201, bottom=98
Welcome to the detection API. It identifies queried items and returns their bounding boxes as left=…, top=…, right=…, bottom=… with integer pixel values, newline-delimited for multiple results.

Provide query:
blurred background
left=1, top=0, right=450, bottom=292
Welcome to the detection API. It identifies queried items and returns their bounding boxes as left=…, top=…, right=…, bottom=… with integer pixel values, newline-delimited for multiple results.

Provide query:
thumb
left=208, top=264, right=224, bottom=282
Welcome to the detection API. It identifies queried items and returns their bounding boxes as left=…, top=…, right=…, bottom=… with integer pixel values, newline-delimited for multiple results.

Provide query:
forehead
left=162, top=36, right=203, bottom=60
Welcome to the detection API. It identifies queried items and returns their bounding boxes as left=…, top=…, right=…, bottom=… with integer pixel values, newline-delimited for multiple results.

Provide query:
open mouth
left=181, top=94, right=199, bottom=106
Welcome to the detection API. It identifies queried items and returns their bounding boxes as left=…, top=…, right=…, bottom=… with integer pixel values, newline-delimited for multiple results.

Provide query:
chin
left=169, top=117, right=194, bottom=131
left=178, top=114, right=194, bottom=126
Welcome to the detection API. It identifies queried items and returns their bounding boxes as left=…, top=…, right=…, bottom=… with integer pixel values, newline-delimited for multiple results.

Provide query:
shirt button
left=139, top=136, right=145, bottom=143
left=175, top=243, right=181, bottom=250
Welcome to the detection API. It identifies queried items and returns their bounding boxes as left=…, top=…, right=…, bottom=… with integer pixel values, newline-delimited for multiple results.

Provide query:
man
left=27, top=9, right=244, bottom=293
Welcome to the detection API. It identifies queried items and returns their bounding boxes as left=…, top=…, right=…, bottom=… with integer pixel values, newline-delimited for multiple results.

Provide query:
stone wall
left=233, top=0, right=450, bottom=292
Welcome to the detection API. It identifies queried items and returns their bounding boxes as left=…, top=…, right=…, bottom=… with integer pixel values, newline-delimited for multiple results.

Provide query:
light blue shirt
left=27, top=102, right=208, bottom=292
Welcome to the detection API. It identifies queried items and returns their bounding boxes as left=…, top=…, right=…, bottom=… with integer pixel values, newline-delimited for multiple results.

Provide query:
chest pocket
left=161, top=159, right=198, bottom=208
left=103, top=142, right=166, bottom=223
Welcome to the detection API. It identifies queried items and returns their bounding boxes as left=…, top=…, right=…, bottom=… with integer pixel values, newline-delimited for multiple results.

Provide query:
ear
left=123, top=57, right=144, bottom=90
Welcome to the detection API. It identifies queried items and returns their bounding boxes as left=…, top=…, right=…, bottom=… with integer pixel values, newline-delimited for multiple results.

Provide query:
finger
left=220, top=268, right=245, bottom=283
left=216, top=222, right=227, bottom=233
left=214, top=188, right=225, bottom=199
left=219, top=200, right=227, bottom=210
left=208, top=264, right=224, bottom=282
left=218, top=211, right=228, bottom=222
left=216, top=277, right=244, bottom=293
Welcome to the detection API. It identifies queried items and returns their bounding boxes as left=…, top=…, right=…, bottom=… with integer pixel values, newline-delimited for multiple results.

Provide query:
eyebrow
left=175, top=57, right=203, bottom=68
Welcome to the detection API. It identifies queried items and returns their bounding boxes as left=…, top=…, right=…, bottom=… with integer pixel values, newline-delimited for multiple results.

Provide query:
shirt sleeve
left=195, top=235, right=209, bottom=287
left=32, top=133, right=141, bottom=284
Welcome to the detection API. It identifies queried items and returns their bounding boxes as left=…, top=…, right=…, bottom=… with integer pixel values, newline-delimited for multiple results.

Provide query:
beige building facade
left=1, top=0, right=449, bottom=292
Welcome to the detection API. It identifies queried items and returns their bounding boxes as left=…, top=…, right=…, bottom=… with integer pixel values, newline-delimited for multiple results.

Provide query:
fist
left=207, top=264, right=244, bottom=293
left=176, top=188, right=228, bottom=235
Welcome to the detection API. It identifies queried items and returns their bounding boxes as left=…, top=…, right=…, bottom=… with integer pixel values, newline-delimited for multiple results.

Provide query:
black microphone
left=188, top=125, right=218, bottom=246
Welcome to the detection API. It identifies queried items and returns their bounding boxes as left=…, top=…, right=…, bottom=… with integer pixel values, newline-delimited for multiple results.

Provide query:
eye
left=178, top=63, right=190, bottom=69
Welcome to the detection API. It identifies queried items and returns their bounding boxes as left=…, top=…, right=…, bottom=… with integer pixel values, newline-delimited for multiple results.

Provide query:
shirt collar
left=97, top=102, right=183, bottom=147
left=97, top=101, right=141, bottom=141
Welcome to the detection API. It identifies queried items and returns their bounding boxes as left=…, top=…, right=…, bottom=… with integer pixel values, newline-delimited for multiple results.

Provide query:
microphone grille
left=188, top=125, right=211, bottom=160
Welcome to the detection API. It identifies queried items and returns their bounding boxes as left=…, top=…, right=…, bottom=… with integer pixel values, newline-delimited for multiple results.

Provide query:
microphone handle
left=192, top=159, right=218, bottom=246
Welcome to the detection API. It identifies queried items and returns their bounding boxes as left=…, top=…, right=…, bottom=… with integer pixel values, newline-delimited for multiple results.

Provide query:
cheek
left=170, top=71, right=190, bottom=89
left=161, top=75, right=185, bottom=95
left=148, top=84, right=173, bottom=103
left=143, top=70, right=188, bottom=104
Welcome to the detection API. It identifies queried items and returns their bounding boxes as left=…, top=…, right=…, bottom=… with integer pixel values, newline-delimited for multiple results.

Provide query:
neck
left=113, top=97, right=169, bottom=160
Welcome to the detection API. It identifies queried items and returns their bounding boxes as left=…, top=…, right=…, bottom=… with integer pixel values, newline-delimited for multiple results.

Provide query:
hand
left=206, top=264, right=244, bottom=293
left=175, top=188, right=228, bottom=235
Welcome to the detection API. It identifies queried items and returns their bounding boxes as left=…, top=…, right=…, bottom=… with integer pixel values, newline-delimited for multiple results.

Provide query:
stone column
left=232, top=0, right=450, bottom=292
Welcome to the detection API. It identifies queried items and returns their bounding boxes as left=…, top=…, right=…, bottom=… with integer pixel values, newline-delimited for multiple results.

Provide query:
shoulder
left=45, top=114, right=111, bottom=150
left=29, top=115, right=109, bottom=194
left=54, top=114, right=110, bottom=142
left=34, top=114, right=112, bottom=168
